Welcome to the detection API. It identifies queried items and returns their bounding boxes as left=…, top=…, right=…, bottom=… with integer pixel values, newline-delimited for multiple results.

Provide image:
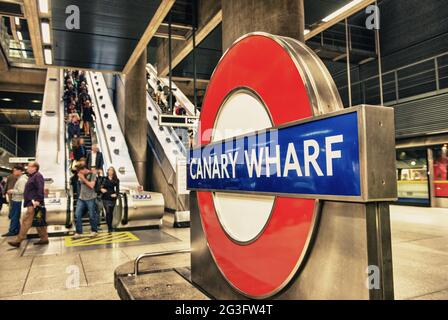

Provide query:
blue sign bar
left=187, top=112, right=361, bottom=198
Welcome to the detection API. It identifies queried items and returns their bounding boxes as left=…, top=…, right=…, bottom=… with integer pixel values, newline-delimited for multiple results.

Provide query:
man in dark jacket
left=86, top=144, right=104, bottom=174
left=68, top=117, right=81, bottom=140
left=8, top=161, right=48, bottom=247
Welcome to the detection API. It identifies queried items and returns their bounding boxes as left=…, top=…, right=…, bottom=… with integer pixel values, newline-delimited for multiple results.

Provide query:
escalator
left=35, top=68, right=70, bottom=227
left=33, top=68, right=165, bottom=234
left=85, top=71, right=165, bottom=228
left=144, top=64, right=199, bottom=227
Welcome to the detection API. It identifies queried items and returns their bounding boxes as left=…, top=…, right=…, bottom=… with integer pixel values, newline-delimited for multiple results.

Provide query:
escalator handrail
left=86, top=72, right=113, bottom=168
left=120, top=192, right=129, bottom=225
left=65, top=195, right=72, bottom=228
left=61, top=70, right=72, bottom=225
left=146, top=88, right=187, bottom=157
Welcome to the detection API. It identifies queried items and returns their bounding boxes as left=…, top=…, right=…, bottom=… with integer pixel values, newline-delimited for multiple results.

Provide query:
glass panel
left=396, top=148, right=430, bottom=206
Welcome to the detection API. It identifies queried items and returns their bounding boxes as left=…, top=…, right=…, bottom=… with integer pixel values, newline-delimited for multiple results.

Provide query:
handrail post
left=435, top=57, right=440, bottom=91
left=132, top=249, right=191, bottom=276
left=394, top=70, right=399, bottom=103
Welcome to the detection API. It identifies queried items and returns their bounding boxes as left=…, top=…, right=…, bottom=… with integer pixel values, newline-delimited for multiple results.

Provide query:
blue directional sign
left=187, top=111, right=362, bottom=199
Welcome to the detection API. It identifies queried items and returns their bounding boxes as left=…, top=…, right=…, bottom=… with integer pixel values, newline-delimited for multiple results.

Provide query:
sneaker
left=90, top=232, right=98, bottom=237
left=72, top=233, right=83, bottom=239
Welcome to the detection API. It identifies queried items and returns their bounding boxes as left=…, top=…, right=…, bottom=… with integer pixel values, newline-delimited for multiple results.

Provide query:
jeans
left=96, top=198, right=103, bottom=228
left=74, top=199, right=98, bottom=234
left=103, top=199, right=116, bottom=232
left=8, top=201, right=22, bottom=235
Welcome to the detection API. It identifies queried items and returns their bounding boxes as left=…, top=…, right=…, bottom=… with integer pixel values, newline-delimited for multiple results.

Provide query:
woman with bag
left=100, top=167, right=120, bottom=233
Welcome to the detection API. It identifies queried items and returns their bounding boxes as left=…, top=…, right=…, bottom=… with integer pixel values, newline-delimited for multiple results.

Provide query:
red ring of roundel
left=197, top=34, right=317, bottom=298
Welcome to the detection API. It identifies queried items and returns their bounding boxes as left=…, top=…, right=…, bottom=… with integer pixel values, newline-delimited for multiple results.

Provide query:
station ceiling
left=52, top=0, right=162, bottom=71
left=305, top=0, right=352, bottom=27
left=49, top=0, right=358, bottom=73
left=172, top=0, right=357, bottom=82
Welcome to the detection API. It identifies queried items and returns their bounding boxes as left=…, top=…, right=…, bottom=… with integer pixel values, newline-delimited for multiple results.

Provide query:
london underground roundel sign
left=190, top=33, right=344, bottom=298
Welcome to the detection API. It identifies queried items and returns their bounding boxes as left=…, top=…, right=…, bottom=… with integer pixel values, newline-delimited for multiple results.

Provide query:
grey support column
left=222, top=0, right=305, bottom=50
left=124, top=48, right=148, bottom=188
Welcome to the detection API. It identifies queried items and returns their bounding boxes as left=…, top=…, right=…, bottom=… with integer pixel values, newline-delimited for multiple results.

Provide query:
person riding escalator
left=72, top=138, right=87, bottom=162
left=82, top=100, right=95, bottom=136
left=99, top=167, right=120, bottom=233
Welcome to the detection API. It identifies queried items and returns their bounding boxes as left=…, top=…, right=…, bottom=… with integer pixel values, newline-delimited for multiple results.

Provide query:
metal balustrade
left=336, top=52, right=448, bottom=107
left=0, top=131, right=23, bottom=156
left=308, top=22, right=376, bottom=53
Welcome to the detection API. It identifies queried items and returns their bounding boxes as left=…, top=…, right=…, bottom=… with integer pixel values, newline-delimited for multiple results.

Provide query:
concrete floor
left=390, top=205, right=448, bottom=300
left=0, top=204, right=447, bottom=300
left=0, top=208, right=189, bottom=300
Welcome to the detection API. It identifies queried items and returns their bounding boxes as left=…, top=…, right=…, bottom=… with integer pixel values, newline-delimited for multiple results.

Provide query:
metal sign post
left=188, top=33, right=397, bottom=300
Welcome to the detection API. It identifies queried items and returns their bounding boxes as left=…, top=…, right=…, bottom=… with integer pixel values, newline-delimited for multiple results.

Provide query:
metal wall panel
left=394, top=93, right=448, bottom=138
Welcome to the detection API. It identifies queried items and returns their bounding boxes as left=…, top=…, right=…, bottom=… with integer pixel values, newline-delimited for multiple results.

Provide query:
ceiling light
left=322, top=0, right=364, bottom=22
left=41, top=22, right=51, bottom=44
left=2, top=98, right=13, bottom=102
left=31, top=100, right=42, bottom=104
left=15, top=17, right=20, bottom=26
left=17, top=31, right=23, bottom=41
left=44, top=48, right=52, bottom=64
left=38, top=0, right=49, bottom=14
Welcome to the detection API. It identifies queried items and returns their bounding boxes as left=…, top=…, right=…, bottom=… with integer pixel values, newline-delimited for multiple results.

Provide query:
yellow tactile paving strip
left=64, top=232, right=140, bottom=247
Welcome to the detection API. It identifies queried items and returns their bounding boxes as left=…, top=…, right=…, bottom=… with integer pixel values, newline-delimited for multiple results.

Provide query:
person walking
left=5, top=171, right=18, bottom=216
left=100, top=167, right=120, bottom=233
left=73, top=165, right=99, bottom=238
left=2, top=166, right=28, bottom=237
left=8, top=162, right=48, bottom=247
left=5, top=171, right=18, bottom=201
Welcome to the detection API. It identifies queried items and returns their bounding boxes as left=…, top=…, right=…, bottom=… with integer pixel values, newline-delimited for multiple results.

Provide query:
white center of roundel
left=212, top=90, right=275, bottom=243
